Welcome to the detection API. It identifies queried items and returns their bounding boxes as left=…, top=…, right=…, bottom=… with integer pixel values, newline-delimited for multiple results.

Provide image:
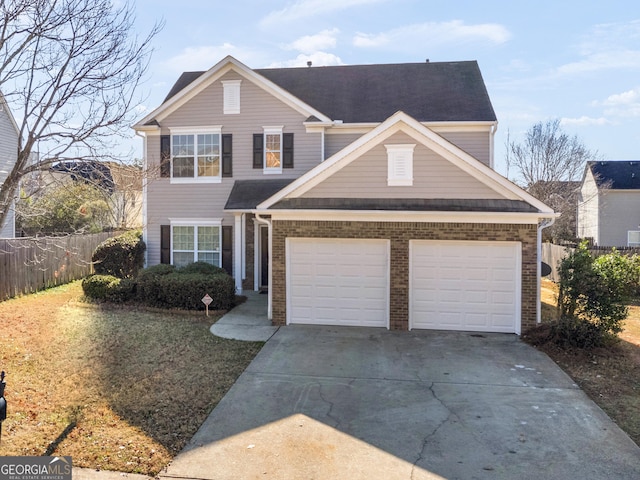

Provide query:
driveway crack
left=411, top=382, right=455, bottom=479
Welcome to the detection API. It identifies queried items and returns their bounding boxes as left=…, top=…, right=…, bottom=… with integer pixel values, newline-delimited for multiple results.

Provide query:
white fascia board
left=259, top=111, right=553, bottom=214
left=134, top=124, right=161, bottom=134
left=0, top=92, right=20, bottom=136
left=133, top=56, right=331, bottom=129
left=264, top=209, right=558, bottom=224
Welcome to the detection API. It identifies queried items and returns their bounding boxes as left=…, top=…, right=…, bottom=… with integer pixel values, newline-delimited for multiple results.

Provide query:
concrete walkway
left=159, top=324, right=640, bottom=480
left=210, top=291, right=278, bottom=342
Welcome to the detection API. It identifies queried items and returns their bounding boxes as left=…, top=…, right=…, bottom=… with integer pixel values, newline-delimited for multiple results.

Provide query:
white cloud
left=560, top=116, right=611, bottom=126
left=556, top=50, right=640, bottom=76
left=261, top=0, right=387, bottom=26
left=596, top=87, right=640, bottom=117
left=268, top=52, right=344, bottom=68
left=286, top=29, right=339, bottom=54
left=353, top=20, right=510, bottom=50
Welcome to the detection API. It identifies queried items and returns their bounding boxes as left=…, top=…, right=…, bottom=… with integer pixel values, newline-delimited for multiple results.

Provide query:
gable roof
left=258, top=111, right=553, bottom=216
left=587, top=161, right=640, bottom=190
left=152, top=58, right=496, bottom=125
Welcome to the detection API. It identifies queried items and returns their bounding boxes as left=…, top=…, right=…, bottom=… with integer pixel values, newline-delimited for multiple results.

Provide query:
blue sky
left=131, top=0, right=640, bottom=179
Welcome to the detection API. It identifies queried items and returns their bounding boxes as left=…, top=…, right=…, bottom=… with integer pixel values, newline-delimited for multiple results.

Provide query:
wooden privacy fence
left=542, top=243, right=640, bottom=283
left=0, top=232, right=117, bottom=302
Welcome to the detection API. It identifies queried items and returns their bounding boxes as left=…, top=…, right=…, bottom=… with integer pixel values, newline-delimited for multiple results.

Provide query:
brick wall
left=271, top=220, right=539, bottom=332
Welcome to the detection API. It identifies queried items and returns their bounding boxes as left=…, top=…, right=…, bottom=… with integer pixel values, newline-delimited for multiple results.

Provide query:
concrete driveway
left=161, top=326, right=640, bottom=480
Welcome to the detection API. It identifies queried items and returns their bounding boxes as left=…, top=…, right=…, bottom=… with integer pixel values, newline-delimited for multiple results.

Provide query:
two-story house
left=0, top=92, right=20, bottom=238
left=577, top=160, right=640, bottom=247
left=133, top=56, right=555, bottom=334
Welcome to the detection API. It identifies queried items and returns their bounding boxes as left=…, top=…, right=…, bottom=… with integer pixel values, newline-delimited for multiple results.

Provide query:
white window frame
left=628, top=231, right=640, bottom=247
left=169, top=126, right=222, bottom=184
left=386, top=144, right=415, bottom=186
left=263, top=126, right=283, bottom=175
left=170, top=219, right=223, bottom=267
left=222, top=80, right=241, bottom=114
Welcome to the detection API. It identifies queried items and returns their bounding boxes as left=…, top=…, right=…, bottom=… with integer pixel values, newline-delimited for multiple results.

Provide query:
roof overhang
left=257, top=111, right=553, bottom=215
left=133, top=56, right=332, bottom=131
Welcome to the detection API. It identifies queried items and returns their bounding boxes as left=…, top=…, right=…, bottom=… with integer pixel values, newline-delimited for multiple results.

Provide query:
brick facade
left=271, top=220, right=539, bottom=332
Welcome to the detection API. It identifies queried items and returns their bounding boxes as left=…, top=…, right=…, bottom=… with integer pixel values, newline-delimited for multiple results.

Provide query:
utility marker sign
left=202, top=294, right=213, bottom=316
left=0, top=456, right=72, bottom=480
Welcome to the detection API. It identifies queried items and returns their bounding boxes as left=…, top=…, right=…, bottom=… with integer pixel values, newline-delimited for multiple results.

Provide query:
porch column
left=234, top=213, right=243, bottom=294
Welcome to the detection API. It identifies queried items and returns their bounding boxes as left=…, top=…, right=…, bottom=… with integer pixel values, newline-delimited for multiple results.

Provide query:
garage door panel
left=411, top=241, right=520, bottom=333
left=287, top=238, right=389, bottom=327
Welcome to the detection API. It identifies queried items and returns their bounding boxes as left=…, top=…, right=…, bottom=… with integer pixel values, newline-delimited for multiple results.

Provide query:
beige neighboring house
left=0, top=92, right=20, bottom=238
left=577, top=160, right=640, bottom=247
left=134, top=56, right=556, bottom=334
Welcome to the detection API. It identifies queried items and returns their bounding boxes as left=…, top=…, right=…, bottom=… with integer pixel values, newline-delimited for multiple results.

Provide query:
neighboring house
left=0, top=92, right=20, bottom=238
left=133, top=56, right=555, bottom=334
left=577, top=161, right=640, bottom=246
left=24, top=160, right=143, bottom=230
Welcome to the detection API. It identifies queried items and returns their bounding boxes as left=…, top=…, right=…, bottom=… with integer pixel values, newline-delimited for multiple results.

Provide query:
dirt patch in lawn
left=0, top=282, right=263, bottom=475
left=525, top=279, right=640, bottom=447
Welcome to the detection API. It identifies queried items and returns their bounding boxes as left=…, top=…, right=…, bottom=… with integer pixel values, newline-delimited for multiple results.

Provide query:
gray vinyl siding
left=144, top=71, right=322, bottom=266
left=324, top=129, right=491, bottom=165
left=438, top=130, right=491, bottom=166
left=325, top=133, right=363, bottom=159
left=301, top=132, right=504, bottom=200
left=598, top=190, right=640, bottom=247
left=0, top=105, right=19, bottom=238
left=577, top=170, right=599, bottom=242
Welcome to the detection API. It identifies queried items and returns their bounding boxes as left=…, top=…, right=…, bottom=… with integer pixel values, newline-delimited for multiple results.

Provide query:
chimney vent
left=307, top=61, right=312, bottom=67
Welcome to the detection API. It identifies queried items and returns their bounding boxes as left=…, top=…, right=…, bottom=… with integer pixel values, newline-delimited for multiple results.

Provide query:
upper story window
left=170, top=127, right=221, bottom=183
left=264, top=128, right=282, bottom=173
left=253, top=127, right=294, bottom=174
left=222, top=80, right=241, bottom=114
left=386, top=144, right=415, bottom=186
left=628, top=231, right=640, bottom=247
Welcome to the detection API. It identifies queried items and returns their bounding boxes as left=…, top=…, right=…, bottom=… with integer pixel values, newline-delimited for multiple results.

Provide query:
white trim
left=265, top=209, right=556, bottom=224
left=234, top=213, right=243, bottom=294
left=169, top=126, right=222, bottom=134
left=133, top=56, right=331, bottom=129
left=408, top=240, right=521, bottom=334
left=169, top=218, right=223, bottom=225
left=222, top=79, right=241, bottom=114
left=257, top=111, right=553, bottom=215
left=253, top=219, right=260, bottom=291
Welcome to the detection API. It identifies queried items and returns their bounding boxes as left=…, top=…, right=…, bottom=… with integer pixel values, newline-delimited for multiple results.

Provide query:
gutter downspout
left=255, top=213, right=272, bottom=320
left=489, top=122, right=498, bottom=170
left=537, top=217, right=556, bottom=326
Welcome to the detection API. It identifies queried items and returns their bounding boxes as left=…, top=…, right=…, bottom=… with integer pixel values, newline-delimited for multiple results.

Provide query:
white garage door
left=287, top=238, right=389, bottom=327
left=410, top=241, right=521, bottom=333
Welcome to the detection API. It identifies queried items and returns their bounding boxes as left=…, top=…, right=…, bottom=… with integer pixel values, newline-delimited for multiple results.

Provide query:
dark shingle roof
left=270, top=198, right=538, bottom=213
left=50, top=161, right=115, bottom=194
left=225, top=179, right=295, bottom=210
left=588, top=161, right=640, bottom=190
left=163, top=61, right=496, bottom=123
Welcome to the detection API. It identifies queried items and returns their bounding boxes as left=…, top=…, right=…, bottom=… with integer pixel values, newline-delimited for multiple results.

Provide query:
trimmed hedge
left=136, top=263, right=235, bottom=310
left=82, top=274, right=136, bottom=303
left=93, top=230, right=146, bottom=278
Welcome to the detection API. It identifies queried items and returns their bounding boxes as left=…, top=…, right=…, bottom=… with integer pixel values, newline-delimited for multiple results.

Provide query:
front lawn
left=528, top=279, right=640, bottom=447
left=0, top=282, right=262, bottom=475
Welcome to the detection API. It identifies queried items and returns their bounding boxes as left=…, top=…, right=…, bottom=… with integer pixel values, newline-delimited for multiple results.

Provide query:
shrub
left=556, top=241, right=629, bottom=346
left=179, top=261, right=227, bottom=276
left=136, top=263, right=235, bottom=310
left=93, top=230, right=146, bottom=278
left=82, top=274, right=136, bottom=303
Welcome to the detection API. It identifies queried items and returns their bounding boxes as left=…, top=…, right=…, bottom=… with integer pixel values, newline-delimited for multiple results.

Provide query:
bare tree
left=0, top=0, right=161, bottom=231
left=506, top=119, right=600, bottom=242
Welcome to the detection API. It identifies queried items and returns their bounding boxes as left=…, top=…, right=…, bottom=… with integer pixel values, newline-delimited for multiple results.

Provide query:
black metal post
left=0, top=371, right=6, bottom=444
